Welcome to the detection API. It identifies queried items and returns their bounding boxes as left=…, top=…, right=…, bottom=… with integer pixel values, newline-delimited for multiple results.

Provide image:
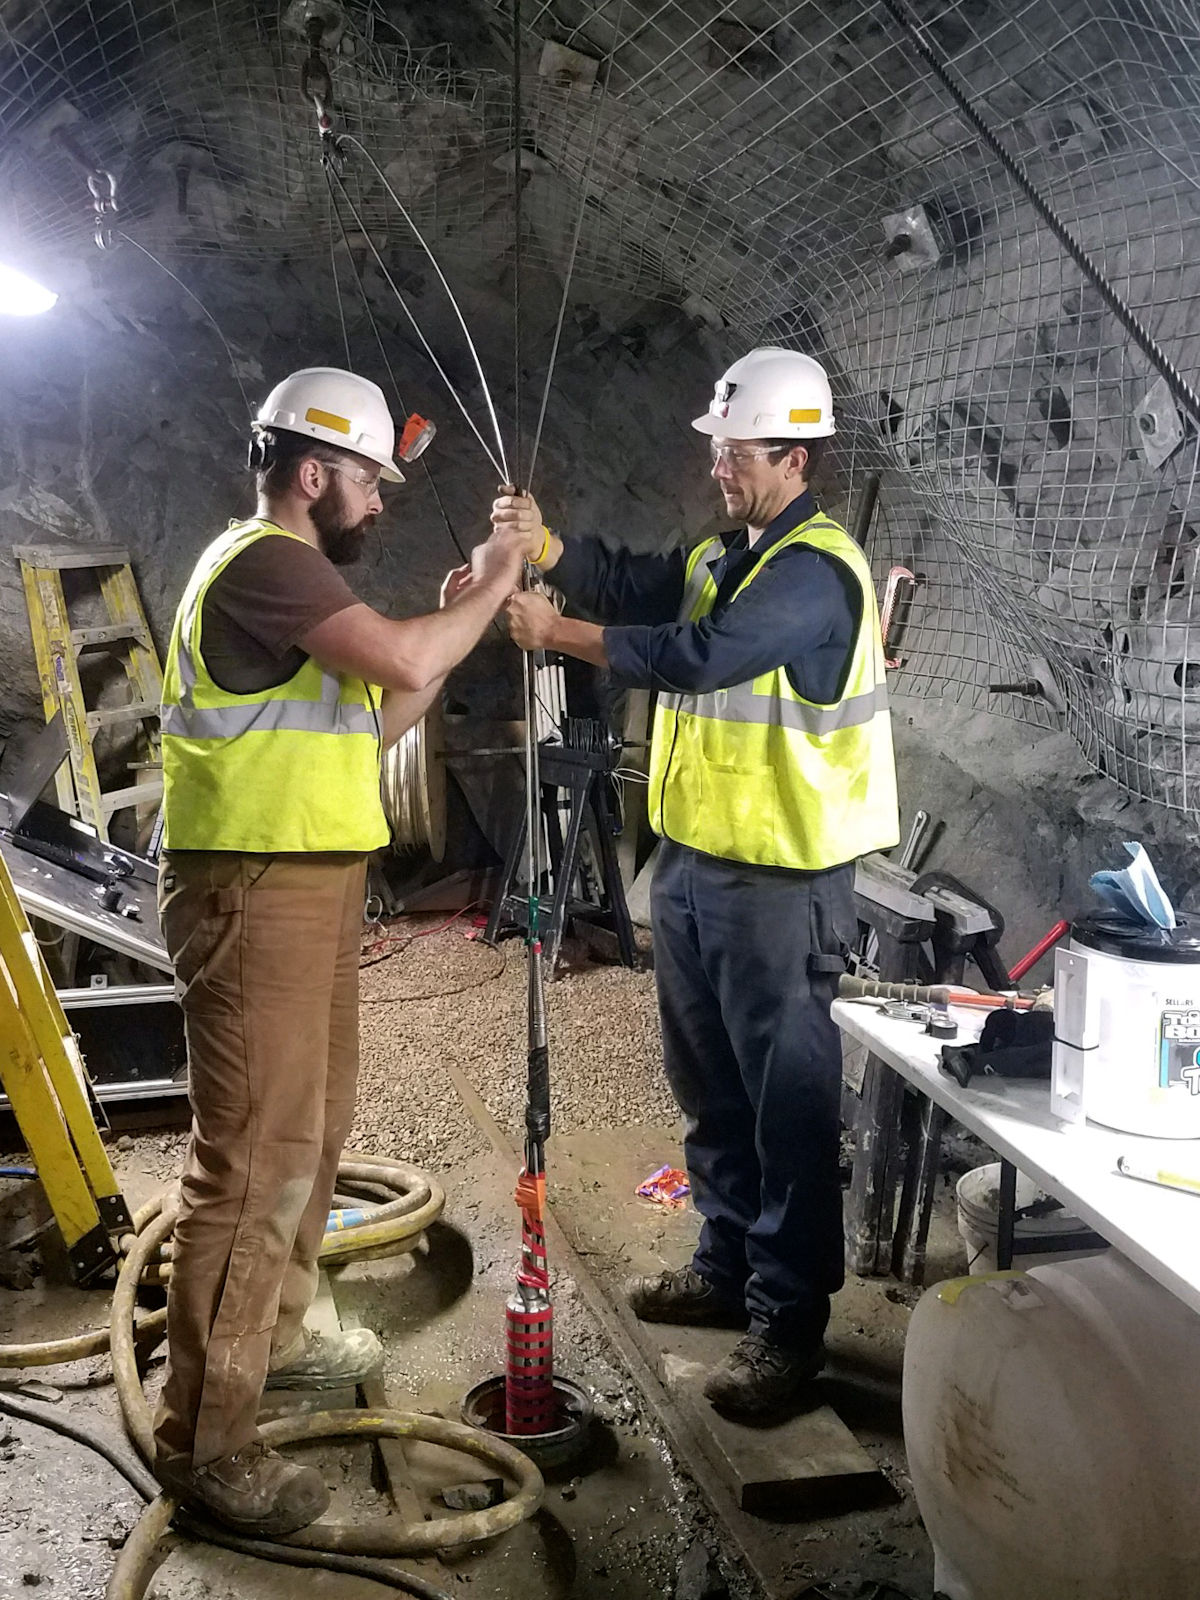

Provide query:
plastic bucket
left=956, top=1163, right=1102, bottom=1275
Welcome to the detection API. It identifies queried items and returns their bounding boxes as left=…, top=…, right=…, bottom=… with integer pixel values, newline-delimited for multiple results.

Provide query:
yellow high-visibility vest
left=161, top=519, right=389, bottom=853
left=647, top=513, right=899, bottom=870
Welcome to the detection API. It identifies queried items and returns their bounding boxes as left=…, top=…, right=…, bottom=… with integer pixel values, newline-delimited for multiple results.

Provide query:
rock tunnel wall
left=2, top=0, right=1200, bottom=935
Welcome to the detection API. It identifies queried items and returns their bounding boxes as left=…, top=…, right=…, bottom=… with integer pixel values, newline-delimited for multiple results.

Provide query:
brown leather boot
left=264, top=1327, right=382, bottom=1390
left=626, top=1264, right=748, bottom=1328
left=157, top=1442, right=330, bottom=1537
left=702, top=1330, right=825, bottom=1421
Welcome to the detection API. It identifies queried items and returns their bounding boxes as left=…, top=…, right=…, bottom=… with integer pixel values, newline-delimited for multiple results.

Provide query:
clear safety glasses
left=708, top=442, right=792, bottom=469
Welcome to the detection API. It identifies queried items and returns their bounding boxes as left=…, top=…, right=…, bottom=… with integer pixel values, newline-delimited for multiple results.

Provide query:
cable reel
left=380, top=699, right=446, bottom=862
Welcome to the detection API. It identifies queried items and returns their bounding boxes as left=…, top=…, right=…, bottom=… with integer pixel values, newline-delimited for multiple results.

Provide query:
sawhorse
left=484, top=741, right=636, bottom=972
left=845, top=856, right=1014, bottom=1283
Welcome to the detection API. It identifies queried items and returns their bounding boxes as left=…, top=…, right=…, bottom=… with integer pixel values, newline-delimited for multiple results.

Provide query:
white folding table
left=833, top=998, right=1200, bottom=1315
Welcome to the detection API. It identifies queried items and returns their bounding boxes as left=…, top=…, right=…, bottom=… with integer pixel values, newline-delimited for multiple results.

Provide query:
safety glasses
left=708, top=442, right=792, bottom=468
left=326, top=460, right=384, bottom=497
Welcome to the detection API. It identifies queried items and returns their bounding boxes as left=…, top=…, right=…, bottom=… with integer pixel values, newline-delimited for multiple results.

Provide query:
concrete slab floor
left=0, top=931, right=975, bottom=1599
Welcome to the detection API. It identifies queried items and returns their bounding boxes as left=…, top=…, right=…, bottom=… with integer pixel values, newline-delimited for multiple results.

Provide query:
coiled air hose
left=0, top=1153, right=544, bottom=1598
left=0, top=1388, right=457, bottom=1598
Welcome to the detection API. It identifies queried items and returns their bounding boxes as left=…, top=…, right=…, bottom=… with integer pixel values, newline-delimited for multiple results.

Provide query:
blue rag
left=1089, top=841, right=1176, bottom=930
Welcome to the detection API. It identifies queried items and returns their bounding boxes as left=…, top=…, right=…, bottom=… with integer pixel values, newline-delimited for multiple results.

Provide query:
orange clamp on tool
left=514, top=1168, right=547, bottom=1221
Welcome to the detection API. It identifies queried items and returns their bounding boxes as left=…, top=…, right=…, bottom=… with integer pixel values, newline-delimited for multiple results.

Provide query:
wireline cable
left=511, top=0, right=525, bottom=490
left=337, top=135, right=512, bottom=485
left=322, top=165, right=472, bottom=566
left=326, top=163, right=508, bottom=482
left=116, top=234, right=252, bottom=419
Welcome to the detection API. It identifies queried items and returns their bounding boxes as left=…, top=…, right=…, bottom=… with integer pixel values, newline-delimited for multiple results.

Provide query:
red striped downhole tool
left=505, top=1164, right=556, bottom=1434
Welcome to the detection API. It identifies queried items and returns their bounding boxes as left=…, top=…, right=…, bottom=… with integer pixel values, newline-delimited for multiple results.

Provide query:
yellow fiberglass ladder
left=0, top=847, right=131, bottom=1282
left=16, top=542, right=163, bottom=843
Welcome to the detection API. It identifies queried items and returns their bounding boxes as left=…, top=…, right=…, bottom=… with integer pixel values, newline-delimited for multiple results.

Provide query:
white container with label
left=1052, top=914, right=1200, bottom=1137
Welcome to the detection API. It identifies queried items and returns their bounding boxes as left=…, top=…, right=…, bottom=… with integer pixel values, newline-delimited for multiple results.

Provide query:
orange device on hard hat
left=398, top=413, right=436, bottom=462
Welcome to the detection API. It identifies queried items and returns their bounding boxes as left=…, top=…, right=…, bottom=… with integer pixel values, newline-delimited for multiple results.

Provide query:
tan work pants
left=153, top=850, right=367, bottom=1471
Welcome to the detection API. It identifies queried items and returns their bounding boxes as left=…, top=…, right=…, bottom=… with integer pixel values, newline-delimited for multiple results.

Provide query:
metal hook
left=301, top=16, right=335, bottom=131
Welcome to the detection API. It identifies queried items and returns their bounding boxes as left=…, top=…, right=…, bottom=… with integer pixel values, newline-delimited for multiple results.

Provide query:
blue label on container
left=1159, top=1008, right=1200, bottom=1092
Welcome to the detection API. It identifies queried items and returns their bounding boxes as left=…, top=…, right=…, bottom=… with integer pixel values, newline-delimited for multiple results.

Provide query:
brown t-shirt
left=200, top=533, right=359, bottom=693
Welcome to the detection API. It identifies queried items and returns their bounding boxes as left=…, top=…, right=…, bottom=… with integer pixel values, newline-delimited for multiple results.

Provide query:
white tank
left=903, top=1251, right=1200, bottom=1600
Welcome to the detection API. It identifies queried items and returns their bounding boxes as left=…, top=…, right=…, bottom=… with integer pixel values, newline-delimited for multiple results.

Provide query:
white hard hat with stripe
left=253, top=366, right=407, bottom=482
left=692, top=347, right=836, bottom=441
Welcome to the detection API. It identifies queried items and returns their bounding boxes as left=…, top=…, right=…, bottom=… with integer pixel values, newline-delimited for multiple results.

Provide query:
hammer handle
left=838, top=974, right=1035, bottom=1012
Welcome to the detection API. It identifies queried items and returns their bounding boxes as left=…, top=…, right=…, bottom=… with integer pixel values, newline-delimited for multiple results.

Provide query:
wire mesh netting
left=2, top=0, right=1199, bottom=809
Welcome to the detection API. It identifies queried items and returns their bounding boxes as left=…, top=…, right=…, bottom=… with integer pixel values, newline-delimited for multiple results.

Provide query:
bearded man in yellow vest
left=155, top=368, right=524, bottom=1535
left=494, top=348, right=899, bottom=1422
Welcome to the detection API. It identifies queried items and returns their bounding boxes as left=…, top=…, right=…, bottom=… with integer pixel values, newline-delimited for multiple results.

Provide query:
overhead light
left=0, top=261, right=58, bottom=316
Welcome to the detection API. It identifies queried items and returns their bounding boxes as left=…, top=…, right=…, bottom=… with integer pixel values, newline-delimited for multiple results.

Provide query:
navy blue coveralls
left=551, top=490, right=864, bottom=1345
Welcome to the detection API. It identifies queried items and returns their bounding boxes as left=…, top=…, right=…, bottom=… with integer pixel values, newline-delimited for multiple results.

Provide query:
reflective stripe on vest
left=161, top=698, right=379, bottom=739
left=647, top=513, right=900, bottom=871
left=161, top=519, right=389, bottom=853
left=658, top=680, right=889, bottom=737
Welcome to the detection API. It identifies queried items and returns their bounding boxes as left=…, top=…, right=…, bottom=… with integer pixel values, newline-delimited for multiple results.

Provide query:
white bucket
left=955, top=1163, right=1103, bottom=1275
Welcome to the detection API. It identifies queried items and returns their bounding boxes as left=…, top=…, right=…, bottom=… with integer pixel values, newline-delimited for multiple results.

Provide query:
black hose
left=0, top=1390, right=455, bottom=1599
left=0, top=1389, right=160, bottom=1500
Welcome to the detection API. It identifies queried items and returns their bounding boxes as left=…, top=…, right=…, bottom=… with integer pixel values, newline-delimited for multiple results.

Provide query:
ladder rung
left=101, top=779, right=164, bottom=814
left=86, top=700, right=160, bottom=731
left=71, top=623, right=148, bottom=648
left=15, top=544, right=131, bottom=570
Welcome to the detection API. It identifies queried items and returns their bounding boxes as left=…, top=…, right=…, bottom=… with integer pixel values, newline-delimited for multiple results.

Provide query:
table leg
left=996, top=1158, right=1018, bottom=1271
left=846, top=1054, right=906, bottom=1275
left=893, top=1096, right=947, bottom=1286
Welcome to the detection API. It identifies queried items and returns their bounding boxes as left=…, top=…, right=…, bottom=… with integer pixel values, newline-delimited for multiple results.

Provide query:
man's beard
left=312, top=477, right=374, bottom=566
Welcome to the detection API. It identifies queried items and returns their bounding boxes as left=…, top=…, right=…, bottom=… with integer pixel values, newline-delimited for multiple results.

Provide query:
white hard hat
left=253, top=366, right=406, bottom=482
left=692, top=347, right=836, bottom=440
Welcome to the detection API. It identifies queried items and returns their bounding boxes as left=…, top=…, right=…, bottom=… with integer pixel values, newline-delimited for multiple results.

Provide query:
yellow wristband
left=533, top=525, right=552, bottom=566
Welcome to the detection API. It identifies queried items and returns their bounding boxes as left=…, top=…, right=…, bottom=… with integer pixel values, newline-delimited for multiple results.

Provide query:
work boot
left=264, top=1326, right=383, bottom=1390
left=702, top=1329, right=825, bottom=1421
left=626, top=1265, right=748, bottom=1328
left=157, top=1442, right=330, bottom=1537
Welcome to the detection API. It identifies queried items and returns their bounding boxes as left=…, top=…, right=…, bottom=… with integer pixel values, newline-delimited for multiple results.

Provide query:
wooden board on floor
left=655, top=1327, right=881, bottom=1514
left=552, top=1128, right=884, bottom=1515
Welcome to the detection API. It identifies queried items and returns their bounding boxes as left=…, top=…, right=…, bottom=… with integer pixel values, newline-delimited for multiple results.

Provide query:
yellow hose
left=2, top=1152, right=544, bottom=1598
left=109, top=1411, right=543, bottom=1599
left=0, top=1153, right=443, bottom=1362
left=0, top=1310, right=166, bottom=1369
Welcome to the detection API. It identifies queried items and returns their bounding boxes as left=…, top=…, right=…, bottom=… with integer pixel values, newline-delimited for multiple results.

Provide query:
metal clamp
left=52, top=128, right=119, bottom=250
left=301, top=15, right=344, bottom=168
left=879, top=565, right=918, bottom=669
left=88, top=169, right=119, bottom=250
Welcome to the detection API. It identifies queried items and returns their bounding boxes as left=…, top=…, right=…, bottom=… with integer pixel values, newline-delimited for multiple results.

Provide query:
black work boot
left=626, top=1264, right=748, bottom=1328
left=702, top=1329, right=825, bottom=1421
left=157, top=1441, right=330, bottom=1536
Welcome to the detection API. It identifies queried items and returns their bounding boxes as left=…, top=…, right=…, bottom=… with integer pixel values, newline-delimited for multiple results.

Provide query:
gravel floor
left=353, top=921, right=676, bottom=1171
